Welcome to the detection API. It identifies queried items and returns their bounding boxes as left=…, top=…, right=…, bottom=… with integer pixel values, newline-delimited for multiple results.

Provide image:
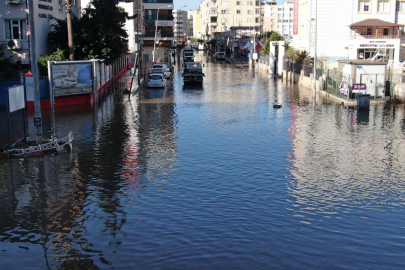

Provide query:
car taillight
left=161, top=79, right=164, bottom=82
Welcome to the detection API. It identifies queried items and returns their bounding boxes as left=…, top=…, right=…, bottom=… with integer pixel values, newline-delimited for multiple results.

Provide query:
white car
left=147, top=73, right=166, bottom=89
left=152, top=66, right=171, bottom=79
left=54, top=75, right=77, bottom=88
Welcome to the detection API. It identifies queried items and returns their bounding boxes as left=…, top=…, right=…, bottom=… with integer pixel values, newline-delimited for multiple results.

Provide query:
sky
left=173, top=0, right=288, bottom=11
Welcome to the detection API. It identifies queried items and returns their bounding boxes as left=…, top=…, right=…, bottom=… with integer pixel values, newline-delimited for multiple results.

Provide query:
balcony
left=350, top=19, right=405, bottom=40
left=144, top=31, right=174, bottom=37
left=143, top=0, right=173, bottom=3
left=354, top=35, right=405, bottom=39
left=144, top=15, right=174, bottom=20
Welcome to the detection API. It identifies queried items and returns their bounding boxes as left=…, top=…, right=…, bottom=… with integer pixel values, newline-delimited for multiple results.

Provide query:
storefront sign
left=352, top=84, right=367, bottom=94
left=143, top=40, right=172, bottom=47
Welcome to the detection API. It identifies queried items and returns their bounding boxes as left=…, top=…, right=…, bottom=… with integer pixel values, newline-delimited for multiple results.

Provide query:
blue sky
left=173, top=0, right=287, bottom=11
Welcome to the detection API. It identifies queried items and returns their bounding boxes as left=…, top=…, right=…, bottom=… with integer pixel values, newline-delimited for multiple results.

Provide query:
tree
left=262, top=39, right=270, bottom=55
left=37, top=48, right=68, bottom=76
left=269, top=32, right=284, bottom=41
left=296, top=50, right=308, bottom=64
left=48, top=0, right=131, bottom=64
left=285, top=47, right=298, bottom=63
left=0, top=43, right=15, bottom=78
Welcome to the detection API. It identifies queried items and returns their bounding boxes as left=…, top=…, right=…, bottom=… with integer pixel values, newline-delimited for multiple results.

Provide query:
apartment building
left=173, top=9, right=189, bottom=42
left=276, top=1, right=294, bottom=40
left=262, top=0, right=278, bottom=32
left=200, top=0, right=262, bottom=39
left=291, top=0, right=405, bottom=66
left=140, top=0, right=174, bottom=62
left=1, top=0, right=82, bottom=67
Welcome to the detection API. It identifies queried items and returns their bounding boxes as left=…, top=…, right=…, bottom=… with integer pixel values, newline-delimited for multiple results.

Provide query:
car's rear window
left=185, top=53, right=193, bottom=56
left=150, top=75, right=163, bottom=80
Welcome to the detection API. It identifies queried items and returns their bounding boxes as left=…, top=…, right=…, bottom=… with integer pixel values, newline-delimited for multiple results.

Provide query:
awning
left=349, top=19, right=403, bottom=28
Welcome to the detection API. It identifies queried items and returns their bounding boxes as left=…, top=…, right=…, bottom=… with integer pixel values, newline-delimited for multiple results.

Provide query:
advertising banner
left=293, top=0, right=299, bottom=35
left=51, top=64, right=93, bottom=97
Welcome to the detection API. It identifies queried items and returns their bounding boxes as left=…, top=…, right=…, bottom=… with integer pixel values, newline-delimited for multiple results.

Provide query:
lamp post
left=312, top=0, right=317, bottom=97
left=153, top=4, right=172, bottom=63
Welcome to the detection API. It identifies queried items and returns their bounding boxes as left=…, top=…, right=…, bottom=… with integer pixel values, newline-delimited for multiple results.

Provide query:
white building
left=276, top=1, right=294, bottom=40
left=173, top=9, right=189, bottom=42
left=1, top=0, right=82, bottom=67
left=291, top=0, right=405, bottom=66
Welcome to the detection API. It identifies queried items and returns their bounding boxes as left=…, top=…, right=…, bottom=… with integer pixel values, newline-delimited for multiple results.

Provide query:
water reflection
left=2, top=53, right=405, bottom=269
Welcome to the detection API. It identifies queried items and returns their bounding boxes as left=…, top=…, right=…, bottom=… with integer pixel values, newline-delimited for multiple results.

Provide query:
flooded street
left=2, top=52, right=405, bottom=269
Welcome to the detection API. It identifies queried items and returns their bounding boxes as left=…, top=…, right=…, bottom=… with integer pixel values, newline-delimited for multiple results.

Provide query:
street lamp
left=153, top=4, right=172, bottom=63
left=312, top=0, right=317, bottom=97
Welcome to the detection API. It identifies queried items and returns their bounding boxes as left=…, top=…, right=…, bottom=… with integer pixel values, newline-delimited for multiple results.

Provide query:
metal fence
left=284, top=60, right=323, bottom=79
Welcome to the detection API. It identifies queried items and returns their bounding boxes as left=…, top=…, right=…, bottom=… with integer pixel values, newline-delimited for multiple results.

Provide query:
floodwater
left=1, top=52, right=405, bottom=269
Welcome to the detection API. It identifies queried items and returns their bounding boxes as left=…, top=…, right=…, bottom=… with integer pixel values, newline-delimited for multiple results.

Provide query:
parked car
left=158, top=62, right=174, bottom=72
left=152, top=65, right=171, bottom=79
left=214, top=52, right=226, bottom=60
left=147, top=73, right=167, bottom=89
left=54, top=75, right=77, bottom=88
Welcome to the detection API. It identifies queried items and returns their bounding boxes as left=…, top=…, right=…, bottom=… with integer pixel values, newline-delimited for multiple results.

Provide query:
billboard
left=51, top=64, right=93, bottom=97
left=293, top=0, right=299, bottom=35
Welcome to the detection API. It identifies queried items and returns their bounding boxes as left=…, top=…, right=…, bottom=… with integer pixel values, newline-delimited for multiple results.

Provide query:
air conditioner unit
left=6, top=0, right=21, bottom=4
left=7, top=39, right=21, bottom=50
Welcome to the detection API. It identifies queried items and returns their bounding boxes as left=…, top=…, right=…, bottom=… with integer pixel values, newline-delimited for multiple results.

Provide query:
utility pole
left=65, top=0, right=74, bottom=60
left=28, top=0, right=42, bottom=143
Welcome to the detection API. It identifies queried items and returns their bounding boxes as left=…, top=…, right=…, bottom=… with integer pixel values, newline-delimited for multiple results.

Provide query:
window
left=378, top=1, right=389, bottom=12
left=247, top=18, right=252, bottom=23
left=247, top=1, right=253, bottom=6
left=58, top=0, right=62, bottom=12
left=358, top=1, right=370, bottom=12
left=397, top=1, right=405, bottom=12
left=211, top=16, right=217, bottom=23
left=271, top=19, right=274, bottom=22
left=72, top=0, right=77, bottom=5
left=247, top=10, right=253, bottom=14
left=5, top=20, right=28, bottom=40
left=361, top=27, right=372, bottom=35
left=383, top=28, right=389, bottom=35
left=236, top=10, right=241, bottom=14
left=255, top=17, right=260, bottom=23
left=210, top=9, right=217, bottom=14
left=236, top=1, right=242, bottom=5
left=236, top=18, right=241, bottom=23
left=221, top=10, right=230, bottom=14
left=255, top=8, right=260, bottom=14
left=256, top=1, right=260, bottom=6
left=221, top=1, right=229, bottom=5
left=221, top=27, right=227, bottom=31
left=221, top=18, right=229, bottom=23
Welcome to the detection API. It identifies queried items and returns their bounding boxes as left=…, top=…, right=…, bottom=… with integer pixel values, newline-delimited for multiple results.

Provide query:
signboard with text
left=8, top=86, right=25, bottom=113
left=51, top=63, right=93, bottom=97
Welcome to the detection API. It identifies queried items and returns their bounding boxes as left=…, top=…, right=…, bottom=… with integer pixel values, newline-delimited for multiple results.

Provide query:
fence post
left=375, top=74, right=378, bottom=99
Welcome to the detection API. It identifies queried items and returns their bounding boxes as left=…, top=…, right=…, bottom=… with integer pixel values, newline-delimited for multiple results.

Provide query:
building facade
left=199, top=0, right=262, bottom=39
left=290, top=0, right=405, bottom=66
left=173, top=9, right=189, bottom=42
left=276, top=1, right=294, bottom=40
left=140, top=0, right=174, bottom=62
left=1, top=0, right=82, bottom=67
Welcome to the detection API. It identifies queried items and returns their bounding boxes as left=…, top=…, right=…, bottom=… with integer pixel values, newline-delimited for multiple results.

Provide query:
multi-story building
left=276, top=1, right=294, bottom=40
left=262, top=0, right=277, bottom=32
left=173, top=9, right=189, bottom=42
left=199, top=0, right=262, bottom=39
left=140, top=0, right=174, bottom=62
left=1, top=0, right=82, bottom=68
left=291, top=0, right=405, bottom=66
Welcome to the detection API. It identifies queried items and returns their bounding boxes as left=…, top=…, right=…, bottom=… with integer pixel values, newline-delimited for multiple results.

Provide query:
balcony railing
left=143, top=0, right=173, bottom=3
left=144, top=15, right=174, bottom=20
left=144, top=31, right=174, bottom=37
left=355, top=34, right=405, bottom=39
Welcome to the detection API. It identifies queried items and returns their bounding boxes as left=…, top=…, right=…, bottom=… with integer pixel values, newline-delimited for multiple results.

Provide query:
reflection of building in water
left=286, top=104, right=405, bottom=213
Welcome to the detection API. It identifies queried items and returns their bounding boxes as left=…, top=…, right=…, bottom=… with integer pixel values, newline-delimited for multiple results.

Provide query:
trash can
left=357, top=94, right=370, bottom=110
